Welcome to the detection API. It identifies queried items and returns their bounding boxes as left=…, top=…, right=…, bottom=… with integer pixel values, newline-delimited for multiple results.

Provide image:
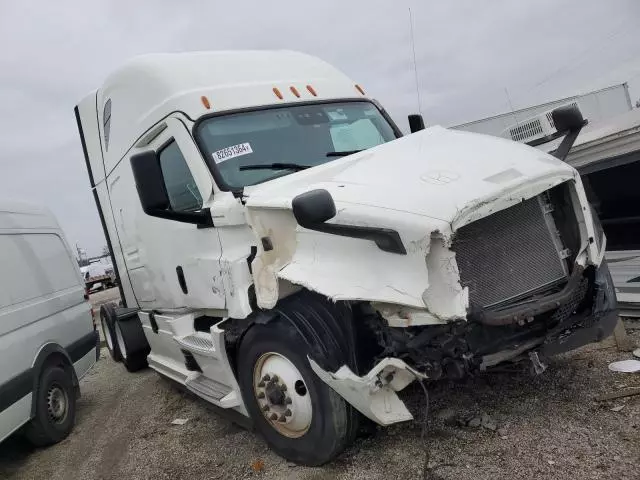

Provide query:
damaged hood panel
left=243, top=126, right=594, bottom=322
left=244, top=126, right=576, bottom=226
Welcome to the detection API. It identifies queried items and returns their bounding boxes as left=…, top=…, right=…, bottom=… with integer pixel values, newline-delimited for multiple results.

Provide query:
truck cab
left=76, top=51, right=618, bottom=465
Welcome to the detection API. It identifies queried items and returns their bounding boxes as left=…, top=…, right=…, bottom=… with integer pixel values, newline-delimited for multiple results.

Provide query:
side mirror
left=130, top=151, right=170, bottom=213
left=550, top=105, right=588, bottom=161
left=551, top=105, right=586, bottom=133
left=130, top=152, right=213, bottom=227
left=408, top=114, right=425, bottom=133
left=292, top=189, right=336, bottom=228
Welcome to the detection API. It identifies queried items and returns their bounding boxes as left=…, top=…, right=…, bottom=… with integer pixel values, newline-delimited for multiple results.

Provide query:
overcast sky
left=1, top=0, right=639, bottom=256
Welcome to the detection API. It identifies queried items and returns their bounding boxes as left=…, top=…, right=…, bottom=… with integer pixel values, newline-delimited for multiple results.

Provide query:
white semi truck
left=75, top=51, right=618, bottom=465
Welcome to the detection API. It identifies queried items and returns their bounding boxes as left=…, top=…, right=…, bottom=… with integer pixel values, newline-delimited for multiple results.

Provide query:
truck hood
left=244, top=126, right=577, bottom=227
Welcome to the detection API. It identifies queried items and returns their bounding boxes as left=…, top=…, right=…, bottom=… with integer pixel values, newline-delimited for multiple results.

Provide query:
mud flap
left=309, top=357, right=424, bottom=426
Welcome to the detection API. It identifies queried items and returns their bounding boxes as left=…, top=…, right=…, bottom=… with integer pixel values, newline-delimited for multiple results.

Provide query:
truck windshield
left=195, top=101, right=397, bottom=189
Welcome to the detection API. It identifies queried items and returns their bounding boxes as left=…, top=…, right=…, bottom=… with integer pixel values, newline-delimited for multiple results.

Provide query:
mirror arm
left=145, top=207, right=214, bottom=227
left=552, top=121, right=587, bottom=161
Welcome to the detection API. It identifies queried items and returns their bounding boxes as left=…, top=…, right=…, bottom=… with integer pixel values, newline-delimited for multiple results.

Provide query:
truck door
left=109, top=117, right=226, bottom=310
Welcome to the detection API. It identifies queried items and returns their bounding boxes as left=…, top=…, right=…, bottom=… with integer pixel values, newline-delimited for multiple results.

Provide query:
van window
left=0, top=234, right=79, bottom=308
left=158, top=141, right=203, bottom=212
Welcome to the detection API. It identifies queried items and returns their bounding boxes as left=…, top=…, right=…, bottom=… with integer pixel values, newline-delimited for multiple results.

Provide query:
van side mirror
left=408, top=114, right=425, bottom=133
left=130, top=152, right=213, bottom=227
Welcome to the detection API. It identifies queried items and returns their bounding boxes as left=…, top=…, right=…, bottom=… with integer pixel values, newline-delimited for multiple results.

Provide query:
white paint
left=0, top=203, right=96, bottom=444
left=309, top=357, right=424, bottom=426
left=75, top=51, right=607, bottom=429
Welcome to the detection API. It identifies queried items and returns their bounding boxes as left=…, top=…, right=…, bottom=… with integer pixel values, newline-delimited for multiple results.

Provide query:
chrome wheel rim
left=47, top=385, right=68, bottom=424
left=115, top=322, right=127, bottom=360
left=101, top=316, right=114, bottom=352
left=253, top=352, right=312, bottom=438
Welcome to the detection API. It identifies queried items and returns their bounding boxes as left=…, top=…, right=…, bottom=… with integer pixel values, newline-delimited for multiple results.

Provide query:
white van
left=0, top=202, right=99, bottom=446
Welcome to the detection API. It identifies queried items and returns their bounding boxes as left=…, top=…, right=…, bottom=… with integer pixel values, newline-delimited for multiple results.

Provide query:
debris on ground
left=608, top=359, right=640, bottom=373
left=435, top=407, right=457, bottom=425
left=633, top=348, right=640, bottom=359
left=595, top=386, right=640, bottom=401
left=467, top=416, right=482, bottom=428
left=251, top=459, right=265, bottom=472
left=610, top=405, right=625, bottom=412
left=480, top=413, right=497, bottom=431
left=171, top=418, right=189, bottom=425
left=461, top=412, right=498, bottom=431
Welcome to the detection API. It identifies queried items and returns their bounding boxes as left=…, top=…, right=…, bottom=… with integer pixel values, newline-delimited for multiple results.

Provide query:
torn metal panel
left=421, top=234, right=468, bottom=320
left=277, top=206, right=439, bottom=308
left=246, top=202, right=441, bottom=309
left=245, top=208, right=298, bottom=309
left=309, top=357, right=424, bottom=426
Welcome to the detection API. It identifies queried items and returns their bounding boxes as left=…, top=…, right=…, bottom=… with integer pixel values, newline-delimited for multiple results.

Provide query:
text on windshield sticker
left=212, top=143, right=253, bottom=163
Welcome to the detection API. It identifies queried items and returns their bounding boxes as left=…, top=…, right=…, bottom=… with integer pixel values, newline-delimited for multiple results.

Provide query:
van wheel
left=114, top=319, right=149, bottom=372
left=99, top=304, right=121, bottom=362
left=237, top=319, right=358, bottom=466
left=25, top=366, right=76, bottom=446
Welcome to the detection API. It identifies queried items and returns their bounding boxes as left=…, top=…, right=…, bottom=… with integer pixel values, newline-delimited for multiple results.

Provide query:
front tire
left=25, top=366, right=77, bottom=446
left=237, top=319, right=358, bottom=466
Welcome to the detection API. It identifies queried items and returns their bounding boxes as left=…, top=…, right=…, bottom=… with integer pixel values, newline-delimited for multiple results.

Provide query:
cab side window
left=158, top=141, right=203, bottom=212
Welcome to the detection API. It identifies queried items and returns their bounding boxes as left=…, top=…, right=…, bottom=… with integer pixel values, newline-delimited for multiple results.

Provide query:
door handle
left=176, top=266, right=188, bottom=294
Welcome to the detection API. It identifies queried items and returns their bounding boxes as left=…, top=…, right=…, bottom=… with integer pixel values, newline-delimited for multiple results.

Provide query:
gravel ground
left=1, top=312, right=638, bottom=479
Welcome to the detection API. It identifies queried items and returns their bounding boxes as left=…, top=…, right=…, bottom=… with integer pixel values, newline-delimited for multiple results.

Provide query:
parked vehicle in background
left=76, top=51, right=617, bottom=465
left=80, top=261, right=116, bottom=292
left=0, top=202, right=99, bottom=446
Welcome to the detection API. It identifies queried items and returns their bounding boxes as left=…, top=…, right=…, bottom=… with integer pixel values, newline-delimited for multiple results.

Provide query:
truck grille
left=453, top=195, right=569, bottom=308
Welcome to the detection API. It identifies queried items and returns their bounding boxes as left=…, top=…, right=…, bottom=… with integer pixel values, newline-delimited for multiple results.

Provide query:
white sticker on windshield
left=212, top=142, right=253, bottom=163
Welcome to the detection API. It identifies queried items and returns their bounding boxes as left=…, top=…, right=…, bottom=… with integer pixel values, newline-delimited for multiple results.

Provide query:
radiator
left=453, top=194, right=569, bottom=308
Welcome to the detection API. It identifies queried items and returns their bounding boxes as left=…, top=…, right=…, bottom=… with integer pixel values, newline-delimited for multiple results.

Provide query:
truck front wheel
left=237, top=318, right=358, bottom=466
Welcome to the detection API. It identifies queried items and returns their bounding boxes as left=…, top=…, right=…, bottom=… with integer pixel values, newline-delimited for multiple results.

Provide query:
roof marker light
left=355, top=84, right=365, bottom=95
left=273, top=87, right=284, bottom=100
left=306, top=85, right=317, bottom=97
left=290, top=86, right=300, bottom=98
left=201, top=96, right=211, bottom=109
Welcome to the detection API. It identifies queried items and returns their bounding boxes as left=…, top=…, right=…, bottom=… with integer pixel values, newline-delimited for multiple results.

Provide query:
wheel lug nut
left=258, top=381, right=265, bottom=387
left=257, top=392, right=265, bottom=399
left=281, top=384, right=287, bottom=391
left=284, top=409, right=292, bottom=417
left=262, top=405, right=270, bottom=412
left=269, top=413, right=278, bottom=421
left=285, top=397, right=292, bottom=405
left=278, top=414, right=286, bottom=422
left=271, top=375, right=279, bottom=382
left=262, top=374, right=270, bottom=382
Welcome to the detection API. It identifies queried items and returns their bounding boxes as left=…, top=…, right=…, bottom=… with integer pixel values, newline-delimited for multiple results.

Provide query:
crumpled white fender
left=309, top=357, right=426, bottom=425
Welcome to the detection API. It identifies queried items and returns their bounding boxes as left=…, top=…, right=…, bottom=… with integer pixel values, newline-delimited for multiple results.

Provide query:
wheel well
left=30, top=345, right=79, bottom=417
left=224, top=289, right=376, bottom=377
left=42, top=352, right=74, bottom=374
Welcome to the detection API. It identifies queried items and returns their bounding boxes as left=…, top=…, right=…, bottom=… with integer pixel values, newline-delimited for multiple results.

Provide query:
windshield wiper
left=326, top=149, right=364, bottom=157
left=239, top=163, right=311, bottom=171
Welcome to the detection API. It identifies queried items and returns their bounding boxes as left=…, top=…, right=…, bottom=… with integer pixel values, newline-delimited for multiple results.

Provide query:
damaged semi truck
left=76, top=51, right=618, bottom=465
